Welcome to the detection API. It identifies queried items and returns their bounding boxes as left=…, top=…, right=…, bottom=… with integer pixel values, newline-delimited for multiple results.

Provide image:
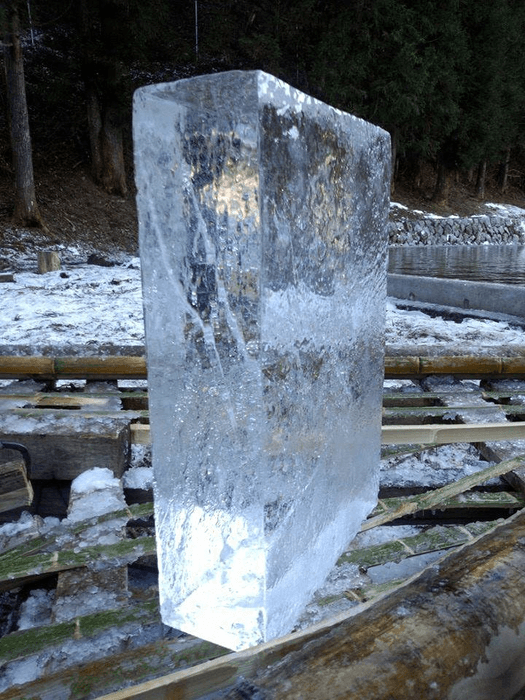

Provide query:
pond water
left=388, top=245, right=525, bottom=285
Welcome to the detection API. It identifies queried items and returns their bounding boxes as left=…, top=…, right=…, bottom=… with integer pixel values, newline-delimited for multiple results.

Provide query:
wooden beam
left=0, top=416, right=131, bottom=479
left=93, top=509, right=525, bottom=700
left=130, top=422, right=525, bottom=447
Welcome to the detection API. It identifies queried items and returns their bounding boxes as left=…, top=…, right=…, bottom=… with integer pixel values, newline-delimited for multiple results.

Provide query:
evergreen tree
left=1, top=0, right=46, bottom=227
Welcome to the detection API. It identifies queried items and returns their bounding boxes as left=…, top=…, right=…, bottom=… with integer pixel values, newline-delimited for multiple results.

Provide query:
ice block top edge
left=132, top=70, right=391, bottom=141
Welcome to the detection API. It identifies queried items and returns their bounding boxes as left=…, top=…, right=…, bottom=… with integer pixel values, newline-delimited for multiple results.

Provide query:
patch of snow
left=485, top=202, right=525, bottom=217
left=123, top=466, right=153, bottom=490
left=67, top=467, right=126, bottom=522
left=17, top=589, right=55, bottom=630
left=386, top=299, right=525, bottom=349
left=129, top=443, right=152, bottom=470
left=381, top=444, right=496, bottom=489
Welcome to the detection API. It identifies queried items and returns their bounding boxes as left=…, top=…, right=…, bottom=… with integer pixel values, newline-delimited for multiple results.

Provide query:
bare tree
left=2, top=0, right=46, bottom=227
left=79, top=0, right=128, bottom=197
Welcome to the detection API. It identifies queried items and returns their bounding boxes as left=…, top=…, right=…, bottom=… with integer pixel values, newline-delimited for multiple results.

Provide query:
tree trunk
left=99, top=104, right=127, bottom=196
left=79, top=0, right=128, bottom=197
left=3, top=1, right=46, bottom=228
left=432, top=159, right=452, bottom=206
left=498, top=147, right=511, bottom=193
left=475, top=160, right=487, bottom=200
left=85, top=85, right=127, bottom=196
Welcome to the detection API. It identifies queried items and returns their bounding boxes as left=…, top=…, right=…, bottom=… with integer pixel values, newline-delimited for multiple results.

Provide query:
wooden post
left=37, top=251, right=60, bottom=274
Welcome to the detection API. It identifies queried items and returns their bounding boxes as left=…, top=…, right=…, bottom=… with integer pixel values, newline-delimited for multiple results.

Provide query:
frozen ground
left=0, top=253, right=524, bottom=356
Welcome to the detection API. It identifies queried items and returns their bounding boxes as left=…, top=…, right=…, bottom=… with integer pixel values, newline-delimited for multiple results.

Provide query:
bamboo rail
left=1, top=354, right=525, bottom=380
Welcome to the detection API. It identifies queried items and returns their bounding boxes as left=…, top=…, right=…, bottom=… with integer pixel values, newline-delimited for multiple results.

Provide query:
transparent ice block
left=133, top=70, right=391, bottom=651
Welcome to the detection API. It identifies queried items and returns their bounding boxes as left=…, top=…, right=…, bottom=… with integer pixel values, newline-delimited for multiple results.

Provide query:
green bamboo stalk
left=362, top=454, right=525, bottom=530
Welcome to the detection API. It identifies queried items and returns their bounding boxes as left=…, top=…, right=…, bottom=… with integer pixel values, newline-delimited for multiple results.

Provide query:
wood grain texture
left=0, top=459, right=33, bottom=512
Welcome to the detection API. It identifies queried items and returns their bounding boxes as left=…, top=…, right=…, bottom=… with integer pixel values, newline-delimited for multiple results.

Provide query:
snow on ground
left=392, top=200, right=525, bottom=219
left=385, top=299, right=525, bottom=350
left=0, top=260, right=144, bottom=352
left=0, top=252, right=523, bottom=354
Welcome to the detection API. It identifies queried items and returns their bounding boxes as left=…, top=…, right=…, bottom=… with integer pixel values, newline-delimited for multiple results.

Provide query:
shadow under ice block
left=133, top=70, right=391, bottom=651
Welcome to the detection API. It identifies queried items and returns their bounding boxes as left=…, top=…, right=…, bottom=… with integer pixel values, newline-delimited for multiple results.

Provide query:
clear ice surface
left=133, top=70, right=391, bottom=651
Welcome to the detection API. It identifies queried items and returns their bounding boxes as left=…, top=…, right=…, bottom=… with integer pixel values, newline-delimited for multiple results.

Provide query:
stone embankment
left=389, top=214, right=525, bottom=246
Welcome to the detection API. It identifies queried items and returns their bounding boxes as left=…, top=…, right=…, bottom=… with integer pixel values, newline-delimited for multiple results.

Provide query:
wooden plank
left=361, top=453, right=525, bottom=531
left=131, top=422, right=525, bottom=447
left=130, top=423, right=151, bottom=445
left=92, top=509, right=525, bottom=700
left=381, top=420, right=525, bottom=445
left=0, top=390, right=149, bottom=411
left=0, top=459, right=33, bottom=512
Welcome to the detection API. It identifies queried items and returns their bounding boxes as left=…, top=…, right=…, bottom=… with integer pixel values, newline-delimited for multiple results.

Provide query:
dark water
left=388, top=245, right=525, bottom=285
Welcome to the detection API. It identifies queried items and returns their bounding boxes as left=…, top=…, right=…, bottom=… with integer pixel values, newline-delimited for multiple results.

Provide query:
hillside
left=1, top=145, right=525, bottom=265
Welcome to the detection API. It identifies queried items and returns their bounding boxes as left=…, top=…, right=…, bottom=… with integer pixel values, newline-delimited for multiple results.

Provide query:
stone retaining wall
left=389, top=215, right=525, bottom=246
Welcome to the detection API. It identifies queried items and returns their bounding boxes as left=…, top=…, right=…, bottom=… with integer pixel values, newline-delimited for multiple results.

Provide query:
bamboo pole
left=381, top=421, right=525, bottom=445
left=361, top=453, right=525, bottom=531
left=0, top=356, right=146, bottom=380
left=0, top=356, right=55, bottom=379
left=384, top=354, right=525, bottom=378
left=0, top=354, right=524, bottom=381
left=53, top=356, right=147, bottom=379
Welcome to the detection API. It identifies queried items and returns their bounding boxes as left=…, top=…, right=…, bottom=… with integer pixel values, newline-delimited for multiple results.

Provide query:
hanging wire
left=195, top=0, right=199, bottom=58
left=26, top=0, right=35, bottom=46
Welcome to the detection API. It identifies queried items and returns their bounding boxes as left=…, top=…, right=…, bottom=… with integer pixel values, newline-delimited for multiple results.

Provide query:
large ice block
left=133, top=70, right=391, bottom=651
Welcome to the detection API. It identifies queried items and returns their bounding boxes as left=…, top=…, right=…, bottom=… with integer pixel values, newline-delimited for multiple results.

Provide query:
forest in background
left=2, top=0, right=525, bottom=231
